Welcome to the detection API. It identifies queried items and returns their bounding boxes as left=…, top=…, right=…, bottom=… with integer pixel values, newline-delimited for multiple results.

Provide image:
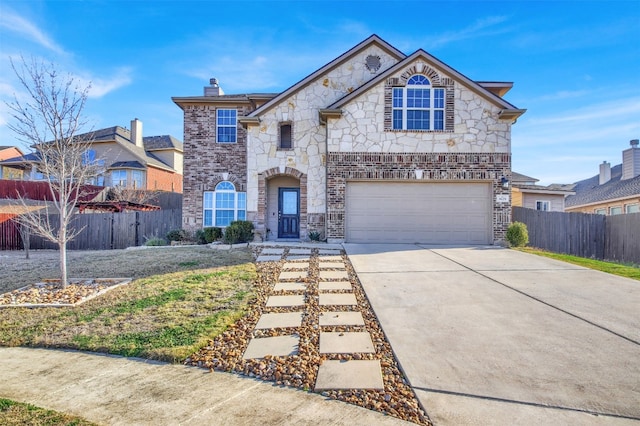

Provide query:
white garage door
left=346, top=181, right=492, bottom=244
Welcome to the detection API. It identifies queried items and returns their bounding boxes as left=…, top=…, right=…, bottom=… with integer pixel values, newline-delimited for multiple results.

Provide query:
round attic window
left=365, top=55, right=381, bottom=73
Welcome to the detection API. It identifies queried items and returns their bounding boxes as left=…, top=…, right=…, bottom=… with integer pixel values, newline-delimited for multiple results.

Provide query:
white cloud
left=0, top=9, right=65, bottom=55
left=82, top=68, right=134, bottom=98
left=426, top=16, right=510, bottom=49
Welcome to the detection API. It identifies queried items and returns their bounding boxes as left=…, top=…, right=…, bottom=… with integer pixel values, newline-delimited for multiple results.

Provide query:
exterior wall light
left=501, top=176, right=510, bottom=189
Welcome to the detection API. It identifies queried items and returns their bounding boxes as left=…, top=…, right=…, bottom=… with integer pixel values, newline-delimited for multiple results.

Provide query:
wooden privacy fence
left=513, top=207, right=640, bottom=265
left=1, top=209, right=182, bottom=250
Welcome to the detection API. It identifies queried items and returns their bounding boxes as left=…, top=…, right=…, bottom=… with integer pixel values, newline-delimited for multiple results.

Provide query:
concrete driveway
left=344, top=244, right=640, bottom=425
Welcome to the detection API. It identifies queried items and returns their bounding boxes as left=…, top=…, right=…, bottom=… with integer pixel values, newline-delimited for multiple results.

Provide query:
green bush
left=203, top=227, right=223, bottom=243
left=223, top=221, right=254, bottom=244
left=309, top=231, right=321, bottom=242
left=506, top=221, right=529, bottom=247
left=145, top=237, right=167, bottom=246
left=194, top=230, right=207, bottom=245
left=166, top=229, right=189, bottom=242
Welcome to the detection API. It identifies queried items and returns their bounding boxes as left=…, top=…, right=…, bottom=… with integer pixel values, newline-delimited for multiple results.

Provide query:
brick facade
left=326, top=152, right=512, bottom=243
left=146, top=166, right=183, bottom=192
left=181, top=104, right=250, bottom=230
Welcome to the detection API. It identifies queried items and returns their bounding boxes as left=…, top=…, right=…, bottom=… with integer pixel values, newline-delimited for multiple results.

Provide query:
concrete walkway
left=345, top=244, right=640, bottom=426
left=0, top=347, right=412, bottom=425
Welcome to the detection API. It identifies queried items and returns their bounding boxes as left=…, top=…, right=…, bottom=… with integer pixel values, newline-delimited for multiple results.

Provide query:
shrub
left=194, top=230, right=207, bottom=245
left=203, top=227, right=223, bottom=243
left=506, top=221, right=529, bottom=247
left=144, top=237, right=167, bottom=246
left=166, top=229, right=189, bottom=242
left=309, top=231, right=321, bottom=242
left=223, top=221, right=254, bottom=244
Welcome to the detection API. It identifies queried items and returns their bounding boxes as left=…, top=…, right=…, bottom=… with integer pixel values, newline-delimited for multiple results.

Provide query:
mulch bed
left=186, top=247, right=431, bottom=425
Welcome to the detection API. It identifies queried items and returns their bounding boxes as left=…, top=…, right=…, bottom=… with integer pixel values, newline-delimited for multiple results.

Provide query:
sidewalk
left=0, top=347, right=413, bottom=425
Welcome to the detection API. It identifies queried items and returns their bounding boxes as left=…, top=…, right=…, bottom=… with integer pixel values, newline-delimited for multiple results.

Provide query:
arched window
left=392, top=75, right=445, bottom=130
left=203, top=181, right=247, bottom=227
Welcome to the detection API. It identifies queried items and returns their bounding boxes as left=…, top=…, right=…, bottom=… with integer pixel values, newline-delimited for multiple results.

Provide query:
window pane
left=434, top=110, right=444, bottom=130
left=204, top=210, right=213, bottom=227
left=407, top=110, right=430, bottom=130
left=280, top=124, right=292, bottom=149
left=237, top=192, right=246, bottom=210
left=282, top=191, right=298, bottom=215
left=392, top=88, right=403, bottom=107
left=626, top=204, right=639, bottom=213
left=433, top=89, right=445, bottom=108
left=407, top=75, right=430, bottom=85
left=237, top=210, right=246, bottom=221
left=216, top=192, right=234, bottom=209
left=204, top=192, right=214, bottom=209
left=393, top=110, right=402, bottom=130
left=217, top=109, right=237, bottom=143
left=215, top=181, right=235, bottom=191
left=215, top=210, right=234, bottom=227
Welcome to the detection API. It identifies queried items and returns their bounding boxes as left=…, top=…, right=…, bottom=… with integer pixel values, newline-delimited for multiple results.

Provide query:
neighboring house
left=565, top=140, right=640, bottom=215
left=0, top=146, right=24, bottom=180
left=511, top=172, right=575, bottom=212
left=0, top=119, right=183, bottom=192
left=173, top=35, right=525, bottom=244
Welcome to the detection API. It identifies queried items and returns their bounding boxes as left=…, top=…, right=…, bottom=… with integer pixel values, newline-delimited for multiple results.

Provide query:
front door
left=278, top=188, right=300, bottom=238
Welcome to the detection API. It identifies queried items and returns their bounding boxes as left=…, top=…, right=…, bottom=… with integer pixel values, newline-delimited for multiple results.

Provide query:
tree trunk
left=60, top=241, right=68, bottom=287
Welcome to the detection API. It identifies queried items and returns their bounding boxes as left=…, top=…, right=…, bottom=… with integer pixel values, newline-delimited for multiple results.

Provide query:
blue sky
left=1, top=0, right=638, bottom=185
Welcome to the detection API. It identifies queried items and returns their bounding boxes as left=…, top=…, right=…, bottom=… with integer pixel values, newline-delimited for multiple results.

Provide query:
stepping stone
left=242, top=335, right=299, bottom=359
left=278, top=271, right=308, bottom=280
left=273, top=282, right=306, bottom=292
left=282, top=262, right=309, bottom=270
left=315, top=360, right=383, bottom=390
left=255, top=312, right=303, bottom=329
left=319, top=281, right=352, bottom=291
left=319, top=293, right=358, bottom=306
left=318, top=249, right=341, bottom=255
left=256, top=255, right=282, bottom=262
left=319, top=262, right=345, bottom=269
left=266, top=295, right=305, bottom=307
left=319, top=311, right=365, bottom=326
left=286, top=255, right=312, bottom=261
left=288, top=248, right=311, bottom=255
left=319, top=270, right=349, bottom=280
left=317, top=255, right=342, bottom=262
left=261, top=248, right=285, bottom=255
left=320, top=332, right=374, bottom=354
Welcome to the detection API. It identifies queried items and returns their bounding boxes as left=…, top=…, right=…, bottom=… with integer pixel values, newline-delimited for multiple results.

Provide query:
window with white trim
left=594, top=208, right=606, bottom=215
left=132, top=170, right=144, bottom=189
left=203, top=181, right=246, bottom=227
left=625, top=203, right=639, bottom=213
left=216, top=109, right=237, bottom=143
left=536, top=200, right=550, bottom=211
left=610, top=206, right=622, bottom=215
left=111, top=170, right=127, bottom=186
left=392, top=75, right=445, bottom=131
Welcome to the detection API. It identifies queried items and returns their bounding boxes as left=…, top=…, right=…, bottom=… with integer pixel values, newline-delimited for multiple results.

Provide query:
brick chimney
left=204, top=78, right=224, bottom=96
left=131, top=118, right=143, bottom=148
left=621, top=139, right=640, bottom=180
left=599, top=161, right=611, bottom=185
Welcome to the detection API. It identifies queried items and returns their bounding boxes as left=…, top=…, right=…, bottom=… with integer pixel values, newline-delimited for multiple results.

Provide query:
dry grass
left=0, top=398, right=97, bottom=426
left=0, top=246, right=251, bottom=293
left=0, top=246, right=257, bottom=362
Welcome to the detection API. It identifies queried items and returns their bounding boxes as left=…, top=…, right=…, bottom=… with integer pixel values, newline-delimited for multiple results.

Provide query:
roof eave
left=319, top=109, right=343, bottom=124
left=498, top=109, right=527, bottom=123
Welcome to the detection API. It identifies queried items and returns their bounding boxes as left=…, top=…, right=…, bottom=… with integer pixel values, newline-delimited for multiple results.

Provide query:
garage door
left=345, top=181, right=492, bottom=244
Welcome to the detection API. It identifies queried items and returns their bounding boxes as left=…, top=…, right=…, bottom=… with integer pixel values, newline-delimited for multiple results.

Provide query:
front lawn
left=517, top=247, right=640, bottom=281
left=0, top=247, right=257, bottom=362
left=0, top=398, right=96, bottom=426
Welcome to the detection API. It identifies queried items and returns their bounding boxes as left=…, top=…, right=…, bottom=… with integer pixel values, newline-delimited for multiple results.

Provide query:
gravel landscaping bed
left=186, top=247, right=431, bottom=425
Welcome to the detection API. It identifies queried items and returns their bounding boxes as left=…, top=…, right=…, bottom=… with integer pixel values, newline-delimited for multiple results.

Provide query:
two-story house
left=173, top=35, right=525, bottom=244
left=0, top=119, right=183, bottom=193
left=565, top=140, right=640, bottom=215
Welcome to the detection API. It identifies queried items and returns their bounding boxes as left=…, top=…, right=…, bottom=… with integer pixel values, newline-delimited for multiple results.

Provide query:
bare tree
left=5, top=56, right=98, bottom=286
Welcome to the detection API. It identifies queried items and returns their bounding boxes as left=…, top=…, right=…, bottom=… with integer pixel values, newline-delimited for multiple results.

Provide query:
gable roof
left=143, top=135, right=183, bottom=152
left=247, top=34, right=406, bottom=118
left=327, top=48, right=524, bottom=120
left=565, top=164, right=640, bottom=208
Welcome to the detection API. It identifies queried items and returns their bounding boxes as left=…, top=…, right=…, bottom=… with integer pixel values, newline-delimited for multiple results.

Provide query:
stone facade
left=174, top=35, right=523, bottom=244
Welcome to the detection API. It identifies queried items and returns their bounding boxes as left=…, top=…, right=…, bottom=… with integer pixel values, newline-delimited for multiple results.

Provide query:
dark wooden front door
left=278, top=188, right=299, bottom=238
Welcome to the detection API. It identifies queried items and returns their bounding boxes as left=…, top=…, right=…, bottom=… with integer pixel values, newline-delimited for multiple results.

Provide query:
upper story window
left=625, top=204, right=639, bottom=213
left=216, top=109, right=237, bottom=143
left=82, top=149, right=96, bottom=165
left=610, top=206, right=622, bottom=215
left=536, top=200, right=550, bottom=211
left=279, top=123, right=292, bottom=149
left=203, top=181, right=247, bottom=227
left=392, top=75, right=445, bottom=131
left=594, top=208, right=606, bottom=215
